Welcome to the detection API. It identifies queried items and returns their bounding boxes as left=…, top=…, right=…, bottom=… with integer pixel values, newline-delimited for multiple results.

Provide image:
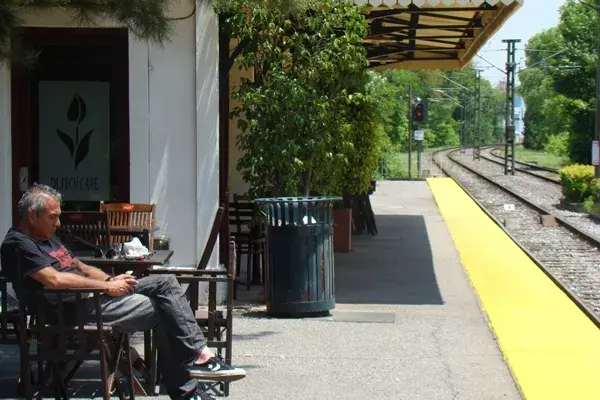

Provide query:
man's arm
left=31, top=266, right=110, bottom=290
left=72, top=258, right=111, bottom=282
left=30, top=267, right=134, bottom=296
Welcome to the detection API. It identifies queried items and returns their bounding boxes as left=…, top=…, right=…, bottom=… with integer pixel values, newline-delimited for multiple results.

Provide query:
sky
left=475, top=0, right=567, bottom=86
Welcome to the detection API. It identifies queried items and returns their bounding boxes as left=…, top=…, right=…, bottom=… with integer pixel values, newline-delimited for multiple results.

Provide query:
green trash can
left=254, top=196, right=341, bottom=316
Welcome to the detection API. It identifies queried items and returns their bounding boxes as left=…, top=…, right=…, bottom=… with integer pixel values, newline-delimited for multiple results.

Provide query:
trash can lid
left=254, top=196, right=342, bottom=204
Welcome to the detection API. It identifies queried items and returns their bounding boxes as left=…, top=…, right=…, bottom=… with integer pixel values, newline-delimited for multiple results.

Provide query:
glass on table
left=110, top=243, right=124, bottom=258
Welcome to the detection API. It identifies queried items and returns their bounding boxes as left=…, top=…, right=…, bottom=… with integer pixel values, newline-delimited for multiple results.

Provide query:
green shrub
left=544, top=132, right=569, bottom=158
left=590, top=179, right=600, bottom=203
left=377, top=151, right=409, bottom=179
left=582, top=180, right=600, bottom=213
left=559, top=164, right=595, bottom=203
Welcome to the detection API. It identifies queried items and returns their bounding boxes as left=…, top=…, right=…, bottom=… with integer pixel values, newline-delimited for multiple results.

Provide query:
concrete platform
left=0, top=181, right=521, bottom=399
left=229, top=181, right=520, bottom=400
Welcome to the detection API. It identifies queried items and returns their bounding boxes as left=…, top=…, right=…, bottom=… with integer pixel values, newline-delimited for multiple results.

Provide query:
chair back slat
left=58, top=211, right=110, bottom=247
left=229, top=202, right=254, bottom=235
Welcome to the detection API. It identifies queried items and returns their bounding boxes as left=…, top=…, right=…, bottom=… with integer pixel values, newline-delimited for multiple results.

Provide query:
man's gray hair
left=18, top=183, right=62, bottom=221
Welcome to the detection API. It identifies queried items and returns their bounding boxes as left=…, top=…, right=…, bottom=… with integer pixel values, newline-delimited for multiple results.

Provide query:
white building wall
left=195, top=4, right=220, bottom=265
left=130, top=16, right=203, bottom=266
left=0, top=1, right=220, bottom=269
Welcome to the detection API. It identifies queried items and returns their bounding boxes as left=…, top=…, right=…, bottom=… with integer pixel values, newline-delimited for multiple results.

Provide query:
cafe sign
left=38, top=81, right=110, bottom=201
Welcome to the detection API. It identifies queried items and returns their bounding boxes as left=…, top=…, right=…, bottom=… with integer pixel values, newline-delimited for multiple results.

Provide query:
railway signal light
left=413, top=99, right=428, bottom=123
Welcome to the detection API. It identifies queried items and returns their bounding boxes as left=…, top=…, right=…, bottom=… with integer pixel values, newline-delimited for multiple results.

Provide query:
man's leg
left=132, top=275, right=246, bottom=381
left=131, top=275, right=206, bottom=362
left=89, top=293, right=199, bottom=400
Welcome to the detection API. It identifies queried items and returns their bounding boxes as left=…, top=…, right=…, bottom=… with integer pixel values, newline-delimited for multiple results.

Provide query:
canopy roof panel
left=356, top=0, right=524, bottom=70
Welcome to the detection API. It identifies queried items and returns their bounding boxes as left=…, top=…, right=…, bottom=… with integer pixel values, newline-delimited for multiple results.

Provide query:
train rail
left=433, top=147, right=600, bottom=328
left=478, top=145, right=560, bottom=184
left=488, top=146, right=560, bottom=173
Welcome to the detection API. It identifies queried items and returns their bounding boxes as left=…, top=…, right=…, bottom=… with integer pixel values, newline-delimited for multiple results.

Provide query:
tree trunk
left=302, top=167, right=312, bottom=197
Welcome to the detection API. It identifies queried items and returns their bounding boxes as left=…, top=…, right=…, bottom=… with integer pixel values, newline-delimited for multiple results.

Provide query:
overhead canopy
left=355, top=0, right=524, bottom=70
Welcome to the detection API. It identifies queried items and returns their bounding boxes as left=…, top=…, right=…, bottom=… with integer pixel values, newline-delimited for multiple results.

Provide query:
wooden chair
left=58, top=211, right=111, bottom=248
left=230, top=195, right=267, bottom=293
left=99, top=202, right=156, bottom=251
left=10, top=251, right=136, bottom=400
left=147, top=206, right=237, bottom=397
left=0, top=273, right=19, bottom=343
left=0, top=272, right=29, bottom=396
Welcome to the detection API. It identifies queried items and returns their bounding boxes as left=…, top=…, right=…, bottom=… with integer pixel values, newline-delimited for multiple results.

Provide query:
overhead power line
left=475, top=54, right=505, bottom=75
left=518, top=48, right=569, bottom=73
left=441, top=75, right=471, bottom=92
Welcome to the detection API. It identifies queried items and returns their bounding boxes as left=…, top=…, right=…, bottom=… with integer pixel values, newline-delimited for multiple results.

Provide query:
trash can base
left=267, top=311, right=331, bottom=319
left=267, top=298, right=335, bottom=317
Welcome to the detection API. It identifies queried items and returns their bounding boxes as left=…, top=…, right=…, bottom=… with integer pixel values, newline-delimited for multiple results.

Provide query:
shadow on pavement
left=232, top=331, right=280, bottom=341
left=334, top=214, right=443, bottom=305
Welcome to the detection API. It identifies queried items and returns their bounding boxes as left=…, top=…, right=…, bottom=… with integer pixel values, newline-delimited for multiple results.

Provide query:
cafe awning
left=355, top=0, right=524, bottom=70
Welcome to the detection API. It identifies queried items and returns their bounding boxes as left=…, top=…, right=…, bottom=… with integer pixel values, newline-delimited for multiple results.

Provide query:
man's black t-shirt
left=0, top=227, right=87, bottom=304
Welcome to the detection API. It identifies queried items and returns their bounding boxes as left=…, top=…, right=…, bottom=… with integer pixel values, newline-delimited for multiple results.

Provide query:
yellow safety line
left=428, top=177, right=600, bottom=400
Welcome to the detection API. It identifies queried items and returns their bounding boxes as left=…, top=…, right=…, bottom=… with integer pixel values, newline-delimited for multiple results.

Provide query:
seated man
left=0, top=184, right=246, bottom=400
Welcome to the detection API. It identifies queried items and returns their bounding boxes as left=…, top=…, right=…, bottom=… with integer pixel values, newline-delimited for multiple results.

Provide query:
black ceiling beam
left=368, top=47, right=461, bottom=59
left=368, top=21, right=482, bottom=35
left=369, top=55, right=460, bottom=65
left=407, top=5, right=419, bottom=60
left=374, top=14, right=482, bottom=29
left=418, top=12, right=479, bottom=23
left=366, top=36, right=463, bottom=47
left=367, top=26, right=477, bottom=39
left=365, top=5, right=497, bottom=20
left=371, top=32, right=473, bottom=40
left=367, top=42, right=463, bottom=58
left=413, top=37, right=466, bottom=46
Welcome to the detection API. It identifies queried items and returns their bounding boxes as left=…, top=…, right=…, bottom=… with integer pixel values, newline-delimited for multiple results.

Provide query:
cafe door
left=11, top=28, right=130, bottom=225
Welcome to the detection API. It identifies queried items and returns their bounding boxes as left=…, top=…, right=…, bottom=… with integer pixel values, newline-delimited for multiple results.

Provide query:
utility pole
left=417, top=121, right=422, bottom=177
left=503, top=39, right=520, bottom=175
left=473, top=69, right=482, bottom=161
left=408, top=85, right=413, bottom=180
left=574, top=0, right=600, bottom=176
left=461, top=92, right=467, bottom=153
left=464, top=94, right=471, bottom=149
left=595, top=4, right=600, bottom=177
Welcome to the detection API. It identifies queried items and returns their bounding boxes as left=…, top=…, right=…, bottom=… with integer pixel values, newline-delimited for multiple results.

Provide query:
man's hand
left=112, top=274, right=138, bottom=286
left=105, top=279, right=136, bottom=298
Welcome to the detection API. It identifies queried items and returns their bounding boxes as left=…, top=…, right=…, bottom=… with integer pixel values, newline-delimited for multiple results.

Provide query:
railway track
left=488, top=146, right=559, bottom=173
left=433, top=148, right=600, bottom=328
left=452, top=146, right=600, bottom=241
left=479, top=145, right=560, bottom=184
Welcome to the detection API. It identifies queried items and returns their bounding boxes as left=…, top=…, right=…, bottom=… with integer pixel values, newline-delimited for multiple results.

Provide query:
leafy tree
left=0, top=0, right=307, bottom=64
left=518, top=28, right=571, bottom=150
left=517, top=0, right=599, bottom=163
left=223, top=0, right=380, bottom=196
left=0, top=0, right=175, bottom=63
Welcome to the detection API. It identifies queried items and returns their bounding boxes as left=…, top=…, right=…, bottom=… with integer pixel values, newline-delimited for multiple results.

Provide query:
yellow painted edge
left=427, top=177, right=600, bottom=400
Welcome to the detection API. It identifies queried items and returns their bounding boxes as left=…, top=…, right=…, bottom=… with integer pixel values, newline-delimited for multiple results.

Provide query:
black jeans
left=87, top=274, right=206, bottom=400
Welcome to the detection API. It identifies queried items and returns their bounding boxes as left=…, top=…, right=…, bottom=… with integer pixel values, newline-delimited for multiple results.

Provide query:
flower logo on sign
left=56, top=94, right=95, bottom=170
